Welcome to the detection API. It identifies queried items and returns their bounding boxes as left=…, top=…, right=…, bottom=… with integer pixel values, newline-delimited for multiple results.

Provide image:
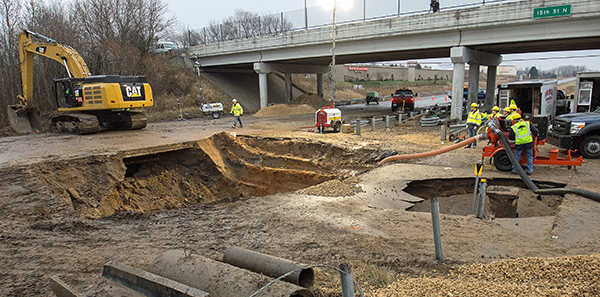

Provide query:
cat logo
left=36, top=46, right=46, bottom=54
left=125, top=86, right=142, bottom=98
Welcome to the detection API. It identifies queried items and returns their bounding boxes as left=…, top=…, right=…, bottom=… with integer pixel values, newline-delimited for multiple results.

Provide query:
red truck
left=391, top=88, right=415, bottom=112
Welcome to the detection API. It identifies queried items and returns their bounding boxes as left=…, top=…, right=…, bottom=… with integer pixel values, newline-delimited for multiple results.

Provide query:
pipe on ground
left=148, top=250, right=312, bottom=297
left=223, top=246, right=314, bottom=288
left=490, top=123, right=600, bottom=202
left=379, top=133, right=487, bottom=163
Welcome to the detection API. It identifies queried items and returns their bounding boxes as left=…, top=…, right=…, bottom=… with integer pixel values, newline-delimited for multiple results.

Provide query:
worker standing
left=508, top=113, right=539, bottom=175
left=487, top=106, right=501, bottom=119
left=430, top=0, right=440, bottom=12
left=501, top=107, right=510, bottom=119
left=465, top=103, right=482, bottom=148
left=230, top=99, right=243, bottom=128
left=506, top=103, right=521, bottom=121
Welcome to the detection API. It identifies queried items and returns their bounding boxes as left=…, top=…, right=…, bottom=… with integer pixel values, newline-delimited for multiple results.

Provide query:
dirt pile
left=253, top=104, right=316, bottom=117
left=373, top=254, right=600, bottom=296
left=296, top=179, right=362, bottom=196
left=290, top=93, right=330, bottom=109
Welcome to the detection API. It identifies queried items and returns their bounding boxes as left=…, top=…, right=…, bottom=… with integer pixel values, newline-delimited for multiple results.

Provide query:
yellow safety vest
left=230, top=103, right=243, bottom=116
left=512, top=121, right=533, bottom=145
left=467, top=110, right=482, bottom=125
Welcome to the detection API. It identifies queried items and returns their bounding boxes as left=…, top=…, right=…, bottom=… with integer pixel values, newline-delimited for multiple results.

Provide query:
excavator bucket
left=7, top=105, right=43, bottom=134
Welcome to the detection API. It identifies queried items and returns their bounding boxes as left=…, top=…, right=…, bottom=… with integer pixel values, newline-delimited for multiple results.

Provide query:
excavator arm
left=8, top=30, right=92, bottom=133
left=19, top=30, right=92, bottom=105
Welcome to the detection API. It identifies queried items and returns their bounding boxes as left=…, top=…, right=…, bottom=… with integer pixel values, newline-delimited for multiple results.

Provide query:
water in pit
left=404, top=178, right=566, bottom=218
left=31, top=132, right=375, bottom=218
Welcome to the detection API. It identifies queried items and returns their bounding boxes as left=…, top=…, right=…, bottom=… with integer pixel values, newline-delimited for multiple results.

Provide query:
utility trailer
left=574, top=72, right=600, bottom=113
left=497, top=80, right=558, bottom=119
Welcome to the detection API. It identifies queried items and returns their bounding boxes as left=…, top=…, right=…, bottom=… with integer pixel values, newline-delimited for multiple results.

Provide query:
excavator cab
left=55, top=78, right=84, bottom=108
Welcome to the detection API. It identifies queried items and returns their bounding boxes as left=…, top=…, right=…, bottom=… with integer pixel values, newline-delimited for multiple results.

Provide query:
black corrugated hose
left=488, top=121, right=600, bottom=202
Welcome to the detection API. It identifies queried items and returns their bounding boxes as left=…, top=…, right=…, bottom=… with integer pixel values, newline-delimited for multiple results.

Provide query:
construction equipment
left=7, top=29, right=153, bottom=134
left=315, top=105, right=342, bottom=133
left=482, top=116, right=585, bottom=171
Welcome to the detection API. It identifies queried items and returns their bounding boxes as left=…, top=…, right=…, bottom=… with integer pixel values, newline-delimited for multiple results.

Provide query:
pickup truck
left=548, top=108, right=600, bottom=158
left=391, top=88, right=415, bottom=112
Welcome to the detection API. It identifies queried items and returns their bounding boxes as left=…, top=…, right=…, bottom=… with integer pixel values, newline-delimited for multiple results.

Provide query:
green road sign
left=533, top=5, right=571, bottom=19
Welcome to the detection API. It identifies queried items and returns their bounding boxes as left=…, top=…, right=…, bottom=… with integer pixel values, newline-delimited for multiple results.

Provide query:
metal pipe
left=148, top=250, right=312, bottom=297
left=476, top=179, right=487, bottom=218
left=379, top=133, right=487, bottom=163
left=385, top=115, right=390, bottom=128
left=223, top=246, right=314, bottom=288
left=471, top=176, right=480, bottom=214
left=371, top=116, right=376, bottom=131
left=489, top=121, right=600, bottom=202
left=339, top=264, right=355, bottom=297
left=430, top=197, right=444, bottom=262
left=355, top=118, right=361, bottom=136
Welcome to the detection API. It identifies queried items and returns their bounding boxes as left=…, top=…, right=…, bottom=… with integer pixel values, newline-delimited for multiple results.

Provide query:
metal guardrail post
left=430, top=197, right=444, bottom=262
left=371, top=117, right=376, bottom=131
left=339, top=264, right=355, bottom=297
left=385, top=115, right=390, bottom=128
left=476, top=179, right=487, bottom=219
left=441, top=125, right=446, bottom=141
left=355, top=118, right=361, bottom=136
left=398, top=113, right=402, bottom=124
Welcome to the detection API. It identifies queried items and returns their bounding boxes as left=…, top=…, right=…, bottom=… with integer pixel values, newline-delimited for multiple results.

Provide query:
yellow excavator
left=7, top=29, right=153, bottom=134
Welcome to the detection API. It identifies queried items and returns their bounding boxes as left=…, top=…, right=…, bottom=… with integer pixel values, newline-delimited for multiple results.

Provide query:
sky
left=166, top=0, right=600, bottom=71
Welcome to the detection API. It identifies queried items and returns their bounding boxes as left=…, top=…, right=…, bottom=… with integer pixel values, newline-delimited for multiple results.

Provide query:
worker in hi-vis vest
left=508, top=113, right=539, bottom=175
left=465, top=103, right=482, bottom=148
left=230, top=98, right=243, bottom=129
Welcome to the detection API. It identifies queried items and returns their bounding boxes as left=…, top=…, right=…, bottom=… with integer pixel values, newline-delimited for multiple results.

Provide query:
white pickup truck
left=200, top=102, right=224, bottom=119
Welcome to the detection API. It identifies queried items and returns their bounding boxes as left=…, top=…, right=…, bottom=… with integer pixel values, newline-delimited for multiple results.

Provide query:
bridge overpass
left=183, top=0, right=600, bottom=118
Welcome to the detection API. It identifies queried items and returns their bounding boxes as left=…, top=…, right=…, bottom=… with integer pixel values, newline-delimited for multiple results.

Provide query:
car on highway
left=149, top=41, right=180, bottom=55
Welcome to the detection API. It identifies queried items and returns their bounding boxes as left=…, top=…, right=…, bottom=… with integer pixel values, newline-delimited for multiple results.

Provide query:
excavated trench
left=404, top=178, right=567, bottom=218
left=33, top=132, right=375, bottom=218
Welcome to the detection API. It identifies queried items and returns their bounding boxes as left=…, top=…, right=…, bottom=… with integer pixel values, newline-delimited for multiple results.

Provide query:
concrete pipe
left=223, top=246, right=314, bottom=288
left=148, top=250, right=313, bottom=297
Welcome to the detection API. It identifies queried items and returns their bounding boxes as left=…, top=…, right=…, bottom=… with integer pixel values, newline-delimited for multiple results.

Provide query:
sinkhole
left=41, top=132, right=375, bottom=218
left=404, top=178, right=567, bottom=218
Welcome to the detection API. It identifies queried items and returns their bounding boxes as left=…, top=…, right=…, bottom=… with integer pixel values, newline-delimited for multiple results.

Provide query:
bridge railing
left=189, top=0, right=522, bottom=45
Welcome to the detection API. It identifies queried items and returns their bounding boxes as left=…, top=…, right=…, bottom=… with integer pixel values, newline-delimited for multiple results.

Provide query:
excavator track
left=52, top=113, right=100, bottom=135
left=124, top=112, right=147, bottom=130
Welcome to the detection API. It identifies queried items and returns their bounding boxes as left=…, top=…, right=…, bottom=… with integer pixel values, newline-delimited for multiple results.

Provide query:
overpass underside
left=185, top=0, right=600, bottom=118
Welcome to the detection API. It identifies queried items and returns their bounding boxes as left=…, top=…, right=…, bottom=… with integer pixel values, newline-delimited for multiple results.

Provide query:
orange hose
left=379, top=134, right=486, bottom=164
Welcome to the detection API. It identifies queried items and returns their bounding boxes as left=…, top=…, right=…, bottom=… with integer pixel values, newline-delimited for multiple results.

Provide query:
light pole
left=330, top=0, right=337, bottom=104
left=324, top=0, right=351, bottom=104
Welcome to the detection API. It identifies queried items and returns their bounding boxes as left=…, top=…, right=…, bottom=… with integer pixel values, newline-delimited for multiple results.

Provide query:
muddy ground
left=1, top=104, right=600, bottom=296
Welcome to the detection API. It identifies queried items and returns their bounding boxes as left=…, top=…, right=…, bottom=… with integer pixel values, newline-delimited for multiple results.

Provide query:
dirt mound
left=253, top=104, right=316, bottom=117
left=296, top=179, right=362, bottom=196
left=290, top=93, right=330, bottom=109
left=373, top=254, right=600, bottom=296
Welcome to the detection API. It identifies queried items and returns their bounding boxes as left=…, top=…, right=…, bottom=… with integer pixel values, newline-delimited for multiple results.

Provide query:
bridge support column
left=317, top=74, right=324, bottom=98
left=485, top=66, right=497, bottom=110
left=451, top=62, right=466, bottom=120
left=468, top=63, right=480, bottom=107
left=451, top=46, right=502, bottom=120
left=285, top=73, right=292, bottom=102
left=259, top=73, right=268, bottom=109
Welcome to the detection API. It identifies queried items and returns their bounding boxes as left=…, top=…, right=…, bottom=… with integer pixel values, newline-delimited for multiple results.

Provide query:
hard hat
left=470, top=103, right=478, bottom=108
left=512, top=113, right=521, bottom=119
left=509, top=104, right=518, bottom=110
left=492, top=106, right=500, bottom=111
left=232, top=99, right=237, bottom=102
left=504, top=107, right=510, bottom=112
